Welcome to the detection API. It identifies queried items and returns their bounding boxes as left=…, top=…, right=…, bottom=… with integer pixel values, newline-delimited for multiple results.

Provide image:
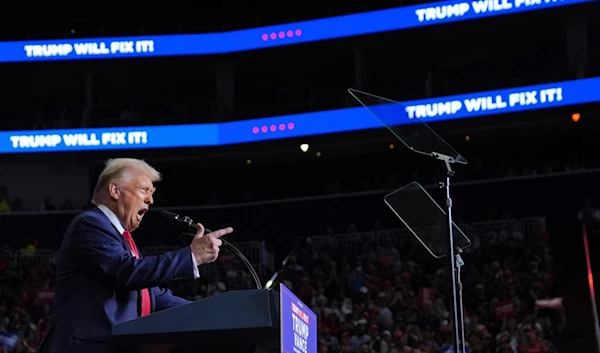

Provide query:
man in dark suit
left=39, top=158, right=233, bottom=353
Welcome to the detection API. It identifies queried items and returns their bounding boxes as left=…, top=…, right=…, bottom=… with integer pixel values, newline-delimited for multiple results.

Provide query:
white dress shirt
left=97, top=204, right=200, bottom=278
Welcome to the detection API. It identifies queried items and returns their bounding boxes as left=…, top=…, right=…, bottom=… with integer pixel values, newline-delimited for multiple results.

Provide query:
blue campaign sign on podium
left=280, top=284, right=317, bottom=353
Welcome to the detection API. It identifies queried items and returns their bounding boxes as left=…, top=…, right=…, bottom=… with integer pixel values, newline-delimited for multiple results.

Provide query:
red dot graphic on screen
left=270, top=125, right=277, bottom=131
left=261, top=126, right=268, bottom=133
left=270, top=33, right=277, bottom=39
left=286, top=30, right=293, bottom=37
left=295, top=29, right=302, bottom=36
left=252, top=126, right=259, bottom=134
left=278, top=31, right=285, bottom=38
left=279, top=123, right=286, bottom=130
left=287, top=122, right=295, bottom=130
left=261, top=34, right=269, bottom=41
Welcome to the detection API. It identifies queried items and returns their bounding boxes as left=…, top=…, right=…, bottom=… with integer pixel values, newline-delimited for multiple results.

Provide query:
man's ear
left=108, top=183, right=121, bottom=200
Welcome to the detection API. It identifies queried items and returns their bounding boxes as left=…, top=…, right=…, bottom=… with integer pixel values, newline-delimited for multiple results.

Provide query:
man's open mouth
left=137, top=208, right=148, bottom=219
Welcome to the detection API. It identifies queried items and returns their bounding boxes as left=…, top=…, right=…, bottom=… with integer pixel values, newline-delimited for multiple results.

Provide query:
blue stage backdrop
left=0, top=0, right=589, bottom=63
left=1, top=77, right=598, bottom=154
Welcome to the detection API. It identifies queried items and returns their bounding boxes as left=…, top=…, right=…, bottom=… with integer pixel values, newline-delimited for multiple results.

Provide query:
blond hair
left=92, top=158, right=161, bottom=204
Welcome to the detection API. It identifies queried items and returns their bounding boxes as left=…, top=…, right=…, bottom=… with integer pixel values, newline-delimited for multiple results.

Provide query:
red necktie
left=122, top=230, right=151, bottom=317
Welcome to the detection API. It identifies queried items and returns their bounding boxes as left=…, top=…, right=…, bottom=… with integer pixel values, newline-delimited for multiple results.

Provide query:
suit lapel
left=91, top=208, right=154, bottom=311
left=92, top=207, right=133, bottom=255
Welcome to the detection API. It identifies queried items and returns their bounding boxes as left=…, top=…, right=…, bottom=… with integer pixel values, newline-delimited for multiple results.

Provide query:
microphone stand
left=264, top=251, right=293, bottom=289
left=264, top=236, right=307, bottom=289
left=189, top=228, right=263, bottom=290
left=161, top=211, right=263, bottom=290
left=220, top=237, right=263, bottom=290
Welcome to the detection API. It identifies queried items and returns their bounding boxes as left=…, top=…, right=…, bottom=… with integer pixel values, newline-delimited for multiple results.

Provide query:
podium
left=112, top=289, right=280, bottom=353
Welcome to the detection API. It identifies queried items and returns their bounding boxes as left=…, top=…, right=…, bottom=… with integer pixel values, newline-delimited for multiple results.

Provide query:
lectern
left=112, top=289, right=280, bottom=353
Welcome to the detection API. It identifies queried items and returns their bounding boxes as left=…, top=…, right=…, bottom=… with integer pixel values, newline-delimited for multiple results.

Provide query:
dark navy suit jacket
left=39, top=208, right=193, bottom=353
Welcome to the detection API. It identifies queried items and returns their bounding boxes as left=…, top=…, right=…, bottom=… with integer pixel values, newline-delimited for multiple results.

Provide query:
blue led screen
left=1, top=78, right=597, bottom=154
left=0, top=0, right=589, bottom=63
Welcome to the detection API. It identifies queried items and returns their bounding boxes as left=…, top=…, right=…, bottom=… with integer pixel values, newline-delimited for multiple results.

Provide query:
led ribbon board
left=0, top=0, right=590, bottom=63
left=1, top=77, right=599, bottom=154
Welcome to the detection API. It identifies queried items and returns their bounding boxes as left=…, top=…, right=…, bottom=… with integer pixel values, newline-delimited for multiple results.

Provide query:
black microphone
left=159, top=210, right=263, bottom=290
left=160, top=210, right=196, bottom=233
left=264, top=236, right=310, bottom=289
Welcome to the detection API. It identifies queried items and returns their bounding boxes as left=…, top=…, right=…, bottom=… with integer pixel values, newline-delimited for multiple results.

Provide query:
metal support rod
left=455, top=249, right=466, bottom=353
left=436, top=152, right=466, bottom=353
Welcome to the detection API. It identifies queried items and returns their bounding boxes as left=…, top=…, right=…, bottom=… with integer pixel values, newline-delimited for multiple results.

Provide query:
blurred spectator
left=0, top=187, right=11, bottom=213
left=577, top=198, right=600, bottom=225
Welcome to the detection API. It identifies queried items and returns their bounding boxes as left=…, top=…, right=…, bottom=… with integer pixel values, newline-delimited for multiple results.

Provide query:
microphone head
left=159, top=210, right=179, bottom=221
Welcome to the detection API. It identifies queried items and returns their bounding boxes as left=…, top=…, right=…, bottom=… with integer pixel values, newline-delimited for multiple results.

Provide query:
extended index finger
left=207, top=227, right=233, bottom=239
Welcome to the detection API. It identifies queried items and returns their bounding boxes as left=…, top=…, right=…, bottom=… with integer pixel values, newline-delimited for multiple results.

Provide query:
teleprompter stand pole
left=434, top=152, right=466, bottom=353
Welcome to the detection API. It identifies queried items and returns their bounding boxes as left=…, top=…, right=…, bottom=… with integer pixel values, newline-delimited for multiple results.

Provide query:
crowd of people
left=0, top=212, right=564, bottom=353
left=0, top=248, right=53, bottom=353
left=240, top=222, right=563, bottom=353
